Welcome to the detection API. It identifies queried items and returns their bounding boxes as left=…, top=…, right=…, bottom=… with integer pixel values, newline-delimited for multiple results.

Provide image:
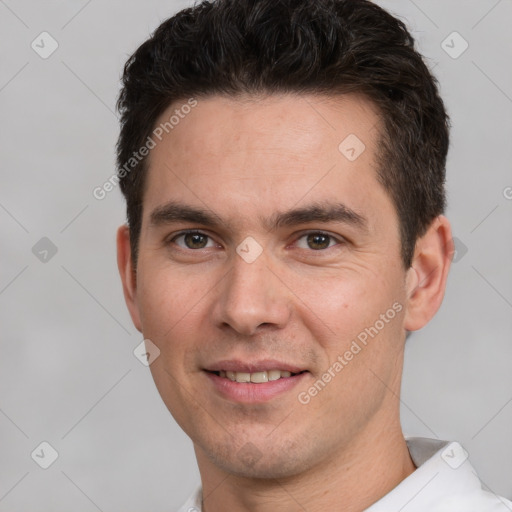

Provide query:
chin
left=218, top=456, right=306, bottom=480
left=202, top=437, right=315, bottom=480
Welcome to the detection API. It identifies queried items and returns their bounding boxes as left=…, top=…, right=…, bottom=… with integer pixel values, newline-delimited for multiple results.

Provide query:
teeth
left=236, top=372, right=251, bottom=383
left=216, top=369, right=299, bottom=383
left=250, top=371, right=268, bottom=383
left=267, top=370, right=281, bottom=381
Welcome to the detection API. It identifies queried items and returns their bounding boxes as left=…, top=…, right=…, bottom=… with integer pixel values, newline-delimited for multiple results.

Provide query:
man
left=115, top=0, right=512, bottom=510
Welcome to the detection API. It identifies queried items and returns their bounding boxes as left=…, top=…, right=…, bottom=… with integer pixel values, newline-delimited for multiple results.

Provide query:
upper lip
left=204, top=359, right=307, bottom=374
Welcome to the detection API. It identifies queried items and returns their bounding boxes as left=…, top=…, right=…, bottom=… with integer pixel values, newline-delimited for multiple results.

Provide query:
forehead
left=142, top=93, right=394, bottom=233
left=148, top=92, right=380, bottom=162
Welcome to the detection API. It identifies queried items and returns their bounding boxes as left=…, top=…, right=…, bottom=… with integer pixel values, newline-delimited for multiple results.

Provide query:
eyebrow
left=149, top=200, right=368, bottom=233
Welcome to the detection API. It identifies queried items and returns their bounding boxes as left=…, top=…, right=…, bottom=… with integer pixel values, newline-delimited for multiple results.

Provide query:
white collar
left=177, top=438, right=512, bottom=511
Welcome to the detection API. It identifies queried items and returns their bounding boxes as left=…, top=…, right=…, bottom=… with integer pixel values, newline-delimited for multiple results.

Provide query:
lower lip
left=204, top=371, right=309, bottom=403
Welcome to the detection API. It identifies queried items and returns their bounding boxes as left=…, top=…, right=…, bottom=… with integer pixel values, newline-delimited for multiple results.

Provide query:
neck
left=195, top=416, right=416, bottom=512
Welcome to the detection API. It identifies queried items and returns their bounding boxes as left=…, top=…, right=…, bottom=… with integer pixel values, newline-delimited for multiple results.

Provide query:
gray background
left=0, top=0, right=511, bottom=510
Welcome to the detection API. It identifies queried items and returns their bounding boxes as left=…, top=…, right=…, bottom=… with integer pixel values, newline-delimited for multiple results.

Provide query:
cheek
left=136, top=264, right=210, bottom=340
left=289, top=265, right=402, bottom=350
left=292, top=278, right=405, bottom=438
left=138, top=266, right=212, bottom=424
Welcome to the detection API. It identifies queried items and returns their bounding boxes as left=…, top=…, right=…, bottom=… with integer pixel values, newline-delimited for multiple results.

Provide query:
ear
left=403, top=215, right=454, bottom=331
left=116, top=225, right=142, bottom=332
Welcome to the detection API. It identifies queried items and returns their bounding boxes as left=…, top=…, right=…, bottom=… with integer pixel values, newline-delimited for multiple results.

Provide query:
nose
left=212, top=249, right=292, bottom=336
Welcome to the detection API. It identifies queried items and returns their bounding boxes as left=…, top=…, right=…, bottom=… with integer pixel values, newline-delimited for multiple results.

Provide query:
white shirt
left=177, top=437, right=512, bottom=511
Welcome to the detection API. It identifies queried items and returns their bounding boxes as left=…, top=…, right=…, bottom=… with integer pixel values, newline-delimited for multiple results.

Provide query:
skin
left=117, top=92, right=453, bottom=511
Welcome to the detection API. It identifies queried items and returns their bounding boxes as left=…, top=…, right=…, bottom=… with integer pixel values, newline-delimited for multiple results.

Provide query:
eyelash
left=167, top=229, right=345, bottom=252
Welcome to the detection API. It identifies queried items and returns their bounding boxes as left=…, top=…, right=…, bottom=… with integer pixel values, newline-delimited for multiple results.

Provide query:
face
left=119, top=93, right=420, bottom=478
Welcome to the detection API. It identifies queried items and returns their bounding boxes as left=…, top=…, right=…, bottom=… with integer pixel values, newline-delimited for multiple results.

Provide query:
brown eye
left=306, top=233, right=332, bottom=250
left=184, top=233, right=209, bottom=249
left=293, top=231, right=344, bottom=252
left=171, top=231, right=215, bottom=250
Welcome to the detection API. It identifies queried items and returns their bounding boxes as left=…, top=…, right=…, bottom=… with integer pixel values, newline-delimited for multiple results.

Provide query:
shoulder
left=366, top=438, right=512, bottom=512
left=412, top=438, right=512, bottom=512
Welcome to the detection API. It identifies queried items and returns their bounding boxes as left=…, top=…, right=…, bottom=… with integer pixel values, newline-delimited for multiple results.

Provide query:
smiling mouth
left=206, top=369, right=307, bottom=383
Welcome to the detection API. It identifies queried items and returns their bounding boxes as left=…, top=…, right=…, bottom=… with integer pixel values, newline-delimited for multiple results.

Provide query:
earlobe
left=116, top=225, right=142, bottom=332
left=403, top=215, right=453, bottom=332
